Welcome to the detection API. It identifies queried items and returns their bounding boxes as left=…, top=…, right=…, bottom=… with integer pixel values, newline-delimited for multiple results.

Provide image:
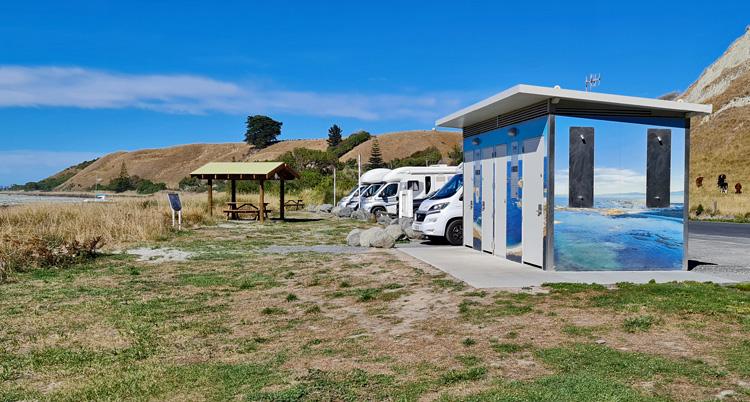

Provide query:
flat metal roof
left=436, top=84, right=712, bottom=128
left=190, top=162, right=299, bottom=180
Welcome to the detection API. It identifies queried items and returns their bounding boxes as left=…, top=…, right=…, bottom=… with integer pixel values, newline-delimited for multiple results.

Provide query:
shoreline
left=0, top=190, right=152, bottom=199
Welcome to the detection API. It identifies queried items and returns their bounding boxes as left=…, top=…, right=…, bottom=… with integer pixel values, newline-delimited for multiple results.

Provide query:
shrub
left=695, top=204, right=704, bottom=216
left=178, top=176, right=206, bottom=192
left=329, top=130, right=371, bottom=158
left=0, top=235, right=102, bottom=281
left=390, top=146, right=443, bottom=168
left=135, top=179, right=167, bottom=194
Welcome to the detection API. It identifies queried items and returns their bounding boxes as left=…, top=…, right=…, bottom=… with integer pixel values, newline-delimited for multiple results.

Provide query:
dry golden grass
left=0, top=190, right=321, bottom=248
left=57, top=131, right=460, bottom=192
left=340, top=130, right=461, bottom=163
left=690, top=190, right=750, bottom=219
left=59, top=143, right=253, bottom=191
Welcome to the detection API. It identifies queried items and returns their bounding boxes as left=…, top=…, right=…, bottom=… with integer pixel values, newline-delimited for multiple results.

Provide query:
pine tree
left=118, top=162, right=129, bottom=178
left=245, top=115, right=282, bottom=149
left=110, top=162, right=132, bottom=193
left=327, top=124, right=342, bottom=148
left=367, top=138, right=385, bottom=169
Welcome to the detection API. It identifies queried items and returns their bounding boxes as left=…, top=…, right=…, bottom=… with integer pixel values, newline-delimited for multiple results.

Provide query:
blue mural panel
left=553, top=116, right=686, bottom=271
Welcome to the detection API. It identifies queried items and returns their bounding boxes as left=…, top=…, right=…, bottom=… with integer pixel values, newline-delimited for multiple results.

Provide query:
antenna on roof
left=585, top=74, right=601, bottom=92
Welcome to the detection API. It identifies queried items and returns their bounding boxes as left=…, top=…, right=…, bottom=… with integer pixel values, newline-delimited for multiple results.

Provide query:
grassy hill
left=50, top=130, right=461, bottom=191
left=340, top=130, right=460, bottom=164
left=682, top=28, right=750, bottom=217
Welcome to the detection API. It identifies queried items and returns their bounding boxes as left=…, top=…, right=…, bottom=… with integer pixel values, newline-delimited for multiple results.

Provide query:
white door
left=522, top=136, right=545, bottom=267
left=481, top=147, right=494, bottom=253
left=463, top=158, right=473, bottom=247
left=493, top=144, right=508, bottom=258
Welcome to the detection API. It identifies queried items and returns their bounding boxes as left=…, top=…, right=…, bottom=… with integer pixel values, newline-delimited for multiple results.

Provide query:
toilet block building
left=436, top=85, right=711, bottom=271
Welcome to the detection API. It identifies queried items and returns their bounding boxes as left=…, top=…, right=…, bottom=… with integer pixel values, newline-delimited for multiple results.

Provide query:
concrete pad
left=396, top=243, right=735, bottom=289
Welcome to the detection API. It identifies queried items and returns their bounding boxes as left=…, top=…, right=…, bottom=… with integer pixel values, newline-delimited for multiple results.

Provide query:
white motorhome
left=360, top=165, right=458, bottom=217
left=340, top=168, right=391, bottom=210
left=412, top=172, right=463, bottom=245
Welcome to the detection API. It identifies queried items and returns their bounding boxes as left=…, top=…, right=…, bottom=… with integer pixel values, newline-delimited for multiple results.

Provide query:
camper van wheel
left=445, top=219, right=463, bottom=246
left=371, top=206, right=387, bottom=219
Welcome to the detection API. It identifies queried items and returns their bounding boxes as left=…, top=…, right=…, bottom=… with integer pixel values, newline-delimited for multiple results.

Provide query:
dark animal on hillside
left=736, top=182, right=742, bottom=194
left=718, top=174, right=728, bottom=193
left=696, top=176, right=704, bottom=187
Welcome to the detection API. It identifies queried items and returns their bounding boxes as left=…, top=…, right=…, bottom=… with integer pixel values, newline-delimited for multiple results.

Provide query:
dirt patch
left=127, top=247, right=195, bottom=263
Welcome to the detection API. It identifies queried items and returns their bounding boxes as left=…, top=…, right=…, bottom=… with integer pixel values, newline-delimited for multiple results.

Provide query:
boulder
left=346, top=229, right=362, bottom=247
left=370, top=230, right=396, bottom=248
left=336, top=206, right=353, bottom=218
left=350, top=209, right=371, bottom=221
left=331, top=206, right=342, bottom=215
left=376, top=214, right=392, bottom=226
left=362, top=227, right=395, bottom=248
left=399, top=217, right=423, bottom=240
left=359, top=227, right=378, bottom=247
left=399, top=217, right=414, bottom=231
left=385, top=224, right=406, bottom=241
left=316, top=204, right=333, bottom=213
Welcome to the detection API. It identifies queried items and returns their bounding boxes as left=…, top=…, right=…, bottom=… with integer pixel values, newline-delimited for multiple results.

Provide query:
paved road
left=688, top=221, right=750, bottom=281
left=689, top=221, right=750, bottom=238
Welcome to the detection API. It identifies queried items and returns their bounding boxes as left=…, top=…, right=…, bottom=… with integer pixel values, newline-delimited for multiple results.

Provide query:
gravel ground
left=691, top=266, right=750, bottom=282
left=260, top=245, right=369, bottom=255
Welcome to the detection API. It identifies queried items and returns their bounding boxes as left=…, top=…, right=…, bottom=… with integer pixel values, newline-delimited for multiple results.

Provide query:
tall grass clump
left=0, top=194, right=217, bottom=281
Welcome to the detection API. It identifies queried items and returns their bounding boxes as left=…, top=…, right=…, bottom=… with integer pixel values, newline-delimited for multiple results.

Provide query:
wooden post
left=279, top=180, right=285, bottom=220
left=207, top=178, right=213, bottom=216
left=259, top=179, right=265, bottom=223
left=230, top=179, right=237, bottom=220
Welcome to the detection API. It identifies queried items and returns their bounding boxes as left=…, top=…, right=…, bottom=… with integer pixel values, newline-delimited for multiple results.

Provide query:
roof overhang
left=190, top=162, right=300, bottom=181
left=436, top=84, right=712, bottom=129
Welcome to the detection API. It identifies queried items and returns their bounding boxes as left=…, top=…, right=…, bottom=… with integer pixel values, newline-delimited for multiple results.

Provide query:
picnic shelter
left=190, top=162, right=300, bottom=222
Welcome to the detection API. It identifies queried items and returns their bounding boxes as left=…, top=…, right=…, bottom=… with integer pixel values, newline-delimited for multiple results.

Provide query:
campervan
left=339, top=168, right=391, bottom=210
left=412, top=172, right=463, bottom=245
left=360, top=165, right=458, bottom=217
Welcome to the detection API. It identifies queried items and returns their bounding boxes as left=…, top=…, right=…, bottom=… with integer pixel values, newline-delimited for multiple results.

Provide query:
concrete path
left=397, top=243, right=735, bottom=289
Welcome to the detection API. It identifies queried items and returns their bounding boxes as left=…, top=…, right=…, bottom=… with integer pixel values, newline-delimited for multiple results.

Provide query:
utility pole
left=333, top=166, right=337, bottom=205
left=357, top=154, right=362, bottom=208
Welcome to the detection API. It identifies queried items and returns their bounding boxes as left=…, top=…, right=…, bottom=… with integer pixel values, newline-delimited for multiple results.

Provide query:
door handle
left=470, top=200, right=473, bottom=209
left=482, top=201, right=485, bottom=211
left=537, top=204, right=543, bottom=216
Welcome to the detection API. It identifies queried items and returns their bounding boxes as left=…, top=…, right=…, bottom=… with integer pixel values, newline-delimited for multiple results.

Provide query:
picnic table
left=283, top=199, right=305, bottom=211
left=223, top=202, right=272, bottom=221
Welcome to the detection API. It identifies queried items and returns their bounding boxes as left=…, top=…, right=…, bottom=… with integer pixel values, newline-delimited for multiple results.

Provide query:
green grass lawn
left=1, top=213, right=749, bottom=401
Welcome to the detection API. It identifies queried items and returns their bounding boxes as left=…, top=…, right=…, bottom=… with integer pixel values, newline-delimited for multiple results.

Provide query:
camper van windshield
left=431, top=174, right=463, bottom=200
left=362, top=184, right=382, bottom=197
left=348, top=185, right=365, bottom=197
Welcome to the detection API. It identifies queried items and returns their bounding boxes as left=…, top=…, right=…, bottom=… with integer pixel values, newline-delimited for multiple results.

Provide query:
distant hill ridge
left=55, top=130, right=461, bottom=191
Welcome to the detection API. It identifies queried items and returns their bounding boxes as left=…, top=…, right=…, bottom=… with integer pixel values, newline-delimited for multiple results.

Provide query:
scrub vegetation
left=1, top=212, right=749, bottom=401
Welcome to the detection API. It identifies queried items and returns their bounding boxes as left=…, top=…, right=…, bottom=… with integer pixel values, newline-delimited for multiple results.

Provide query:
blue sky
left=1, top=1, right=748, bottom=186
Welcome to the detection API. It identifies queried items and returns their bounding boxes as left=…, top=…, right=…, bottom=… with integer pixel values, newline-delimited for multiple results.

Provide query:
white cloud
left=0, top=150, right=101, bottom=186
left=555, top=167, right=646, bottom=196
left=0, top=65, right=463, bottom=121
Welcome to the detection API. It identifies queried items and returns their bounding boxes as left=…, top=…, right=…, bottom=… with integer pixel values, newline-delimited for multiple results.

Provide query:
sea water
left=553, top=196, right=684, bottom=271
left=0, top=194, right=86, bottom=206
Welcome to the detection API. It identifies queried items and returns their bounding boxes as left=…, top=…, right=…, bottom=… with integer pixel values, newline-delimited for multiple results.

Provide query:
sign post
left=167, top=193, right=182, bottom=230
